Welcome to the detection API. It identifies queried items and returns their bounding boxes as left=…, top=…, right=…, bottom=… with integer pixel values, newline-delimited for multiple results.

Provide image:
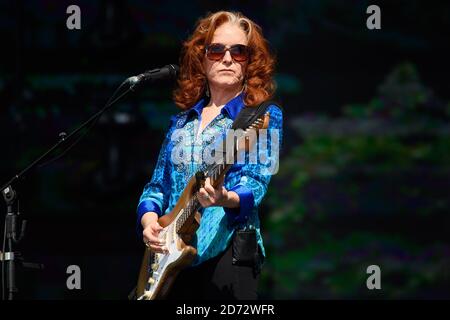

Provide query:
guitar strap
left=229, top=100, right=282, bottom=275
left=231, top=100, right=282, bottom=130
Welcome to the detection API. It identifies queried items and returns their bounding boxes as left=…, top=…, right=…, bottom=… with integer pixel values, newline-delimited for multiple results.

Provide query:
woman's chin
left=212, top=79, right=240, bottom=89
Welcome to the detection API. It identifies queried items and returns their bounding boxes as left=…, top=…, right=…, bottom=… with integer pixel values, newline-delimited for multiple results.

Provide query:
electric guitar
left=135, top=110, right=270, bottom=300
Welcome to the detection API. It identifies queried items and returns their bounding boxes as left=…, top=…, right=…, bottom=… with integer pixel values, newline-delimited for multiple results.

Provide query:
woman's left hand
left=198, top=177, right=237, bottom=208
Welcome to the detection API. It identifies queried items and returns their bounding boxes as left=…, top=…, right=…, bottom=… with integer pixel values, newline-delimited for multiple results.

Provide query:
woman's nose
left=222, top=50, right=233, bottom=64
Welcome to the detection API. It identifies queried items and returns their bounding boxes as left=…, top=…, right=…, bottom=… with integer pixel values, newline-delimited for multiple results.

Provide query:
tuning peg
left=151, top=263, right=159, bottom=271
left=148, top=277, right=155, bottom=285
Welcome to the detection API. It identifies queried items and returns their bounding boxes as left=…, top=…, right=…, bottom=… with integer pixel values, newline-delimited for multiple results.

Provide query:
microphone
left=127, top=64, right=179, bottom=89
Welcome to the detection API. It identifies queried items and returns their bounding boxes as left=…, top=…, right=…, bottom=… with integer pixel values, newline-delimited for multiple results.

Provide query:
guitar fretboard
left=175, top=161, right=231, bottom=233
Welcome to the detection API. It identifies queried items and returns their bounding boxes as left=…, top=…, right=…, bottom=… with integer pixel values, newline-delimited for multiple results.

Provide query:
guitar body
left=136, top=175, right=202, bottom=300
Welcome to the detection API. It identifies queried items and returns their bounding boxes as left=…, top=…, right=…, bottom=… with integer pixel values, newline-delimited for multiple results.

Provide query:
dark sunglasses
left=205, top=43, right=250, bottom=62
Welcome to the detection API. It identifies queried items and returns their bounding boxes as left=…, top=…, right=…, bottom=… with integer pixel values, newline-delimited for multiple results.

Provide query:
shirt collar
left=187, top=92, right=244, bottom=121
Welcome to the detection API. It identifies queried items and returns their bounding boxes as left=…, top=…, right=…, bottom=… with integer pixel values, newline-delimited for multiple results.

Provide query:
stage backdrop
left=0, top=0, right=449, bottom=299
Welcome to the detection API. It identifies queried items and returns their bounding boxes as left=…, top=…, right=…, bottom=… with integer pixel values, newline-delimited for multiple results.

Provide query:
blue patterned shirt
left=136, top=93, right=283, bottom=266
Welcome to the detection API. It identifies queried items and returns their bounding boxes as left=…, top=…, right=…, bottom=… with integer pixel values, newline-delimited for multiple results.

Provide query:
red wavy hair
left=173, top=11, right=276, bottom=109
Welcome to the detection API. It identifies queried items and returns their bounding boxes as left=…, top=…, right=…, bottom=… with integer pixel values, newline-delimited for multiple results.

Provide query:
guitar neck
left=176, top=111, right=270, bottom=234
left=175, top=162, right=232, bottom=234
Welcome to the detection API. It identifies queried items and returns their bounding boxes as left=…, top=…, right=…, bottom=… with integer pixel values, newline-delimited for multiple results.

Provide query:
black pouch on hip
left=232, top=229, right=261, bottom=275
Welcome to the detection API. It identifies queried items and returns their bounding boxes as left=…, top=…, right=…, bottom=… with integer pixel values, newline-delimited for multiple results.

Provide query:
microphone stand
left=0, top=76, right=142, bottom=300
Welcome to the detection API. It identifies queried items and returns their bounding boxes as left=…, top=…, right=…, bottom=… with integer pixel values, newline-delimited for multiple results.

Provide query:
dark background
left=0, top=0, right=449, bottom=299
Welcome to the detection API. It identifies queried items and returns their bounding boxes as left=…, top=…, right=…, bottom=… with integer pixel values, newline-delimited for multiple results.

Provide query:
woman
left=137, top=11, right=283, bottom=300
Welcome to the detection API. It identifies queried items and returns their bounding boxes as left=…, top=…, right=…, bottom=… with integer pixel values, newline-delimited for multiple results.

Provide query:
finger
left=149, top=244, right=167, bottom=254
left=216, top=177, right=224, bottom=188
left=205, top=177, right=218, bottom=190
left=149, top=243, right=169, bottom=253
left=204, top=182, right=215, bottom=195
left=198, top=197, right=208, bottom=207
left=148, top=240, right=165, bottom=248
left=199, top=188, right=209, bottom=198
left=151, top=223, right=163, bottom=232
left=202, top=189, right=213, bottom=201
left=221, top=186, right=228, bottom=198
left=146, top=242, right=165, bottom=251
left=143, top=227, right=157, bottom=239
left=198, top=198, right=206, bottom=207
left=145, top=240, right=166, bottom=251
left=143, top=232, right=165, bottom=246
left=198, top=189, right=211, bottom=207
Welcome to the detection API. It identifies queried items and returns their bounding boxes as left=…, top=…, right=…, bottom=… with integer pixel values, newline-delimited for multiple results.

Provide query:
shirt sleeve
left=136, top=117, right=176, bottom=231
left=224, top=104, right=283, bottom=224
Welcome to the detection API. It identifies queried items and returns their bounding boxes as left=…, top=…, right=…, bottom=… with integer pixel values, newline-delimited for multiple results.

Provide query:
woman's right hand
left=141, top=212, right=168, bottom=254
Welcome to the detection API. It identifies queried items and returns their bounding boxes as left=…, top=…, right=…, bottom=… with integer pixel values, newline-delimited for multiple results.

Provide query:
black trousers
left=166, top=243, right=261, bottom=300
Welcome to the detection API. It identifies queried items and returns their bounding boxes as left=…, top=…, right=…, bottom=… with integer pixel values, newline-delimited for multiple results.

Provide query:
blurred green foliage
left=261, top=62, right=450, bottom=299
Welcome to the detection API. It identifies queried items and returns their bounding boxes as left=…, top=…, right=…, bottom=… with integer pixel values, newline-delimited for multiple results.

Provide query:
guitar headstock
left=207, top=111, right=271, bottom=185
left=252, top=112, right=269, bottom=130
left=236, top=111, right=270, bottom=153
